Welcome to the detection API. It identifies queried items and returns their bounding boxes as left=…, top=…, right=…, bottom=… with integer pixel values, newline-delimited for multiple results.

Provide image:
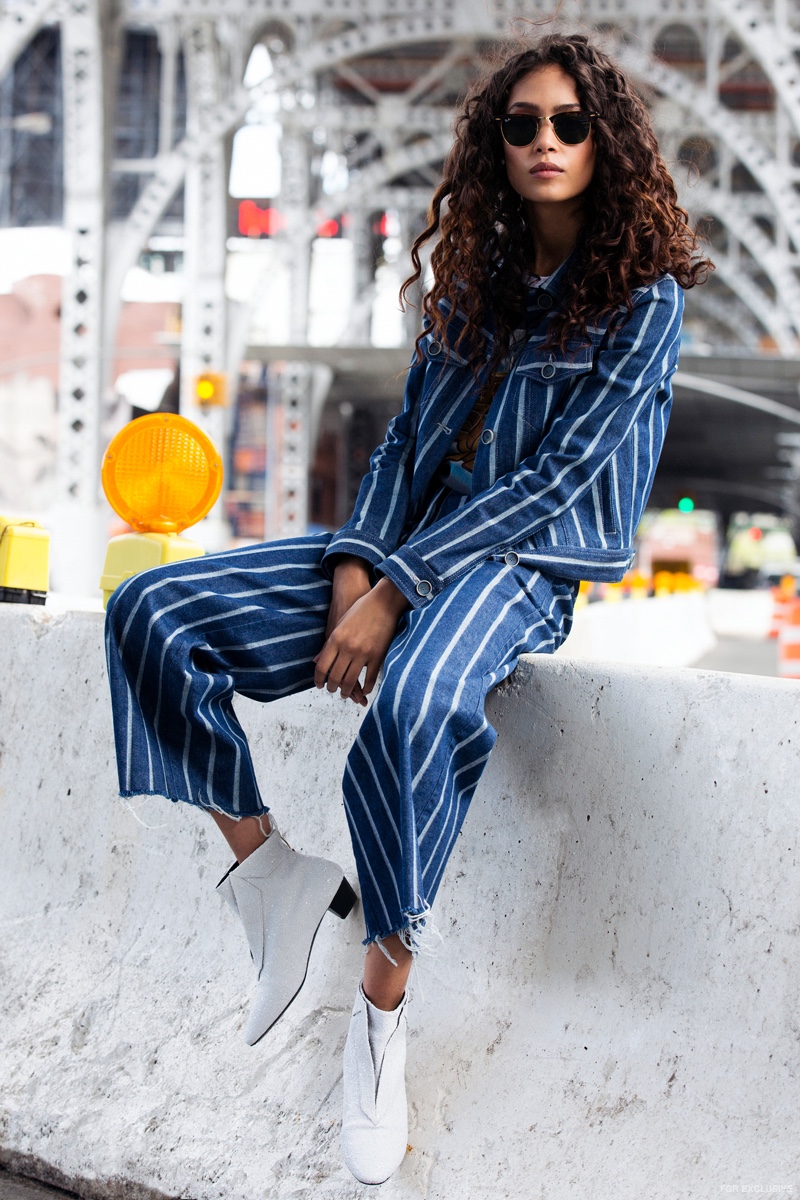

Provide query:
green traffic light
left=677, top=497, right=695, bottom=513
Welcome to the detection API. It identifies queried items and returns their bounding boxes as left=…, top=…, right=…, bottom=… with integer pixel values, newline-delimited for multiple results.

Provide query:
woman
left=105, top=33, right=709, bottom=1186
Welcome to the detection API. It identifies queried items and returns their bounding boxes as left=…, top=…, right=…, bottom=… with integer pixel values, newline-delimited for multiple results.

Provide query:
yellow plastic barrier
left=0, top=516, right=50, bottom=605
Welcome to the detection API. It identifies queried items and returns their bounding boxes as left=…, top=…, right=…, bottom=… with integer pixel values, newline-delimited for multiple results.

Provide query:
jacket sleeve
left=320, top=349, right=426, bottom=576
left=376, top=276, right=684, bottom=607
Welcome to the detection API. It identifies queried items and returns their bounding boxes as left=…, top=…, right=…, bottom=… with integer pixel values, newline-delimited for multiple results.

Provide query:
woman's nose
left=532, top=117, right=558, bottom=153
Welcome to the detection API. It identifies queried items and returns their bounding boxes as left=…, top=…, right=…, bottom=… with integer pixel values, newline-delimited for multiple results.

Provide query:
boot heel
left=329, top=877, right=357, bottom=920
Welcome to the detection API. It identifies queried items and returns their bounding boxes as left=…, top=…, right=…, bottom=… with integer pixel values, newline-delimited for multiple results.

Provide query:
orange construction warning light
left=193, top=372, right=227, bottom=408
left=99, top=414, right=224, bottom=608
left=102, top=413, right=223, bottom=534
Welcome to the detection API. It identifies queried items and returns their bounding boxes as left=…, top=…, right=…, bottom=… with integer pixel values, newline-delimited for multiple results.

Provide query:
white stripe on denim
left=192, top=673, right=217, bottom=808
left=591, top=480, right=607, bottom=550
left=405, top=568, right=523, bottom=788
left=214, top=622, right=325, bottom=656
left=207, top=671, right=246, bottom=811
left=343, top=762, right=404, bottom=916
left=571, top=506, right=586, bottom=547
left=416, top=600, right=559, bottom=844
left=117, top=559, right=324, bottom=657
left=347, top=725, right=403, bottom=848
left=610, top=455, right=621, bottom=534
left=179, top=671, right=195, bottom=802
left=422, top=744, right=494, bottom=895
left=418, top=718, right=493, bottom=843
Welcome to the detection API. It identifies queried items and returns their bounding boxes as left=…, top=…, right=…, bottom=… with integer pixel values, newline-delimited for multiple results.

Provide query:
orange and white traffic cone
left=769, top=575, right=797, bottom=638
left=778, top=600, right=800, bottom=678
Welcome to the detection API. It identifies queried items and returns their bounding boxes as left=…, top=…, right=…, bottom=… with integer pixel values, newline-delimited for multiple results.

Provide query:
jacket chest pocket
left=513, top=337, right=595, bottom=383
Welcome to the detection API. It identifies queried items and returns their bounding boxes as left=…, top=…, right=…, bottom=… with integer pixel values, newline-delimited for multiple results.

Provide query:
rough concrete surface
left=1, top=605, right=799, bottom=1199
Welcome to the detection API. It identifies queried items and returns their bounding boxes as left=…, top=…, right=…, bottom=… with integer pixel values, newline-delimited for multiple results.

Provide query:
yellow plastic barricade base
left=0, top=516, right=50, bottom=604
left=100, top=531, right=205, bottom=609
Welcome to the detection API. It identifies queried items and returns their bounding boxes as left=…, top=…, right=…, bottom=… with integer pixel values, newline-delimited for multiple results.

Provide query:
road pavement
left=0, top=1173, right=78, bottom=1200
left=690, top=634, right=779, bottom=676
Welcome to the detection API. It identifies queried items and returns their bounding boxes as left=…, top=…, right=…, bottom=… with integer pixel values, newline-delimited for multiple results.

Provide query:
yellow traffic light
left=194, top=372, right=227, bottom=407
left=99, top=413, right=224, bottom=607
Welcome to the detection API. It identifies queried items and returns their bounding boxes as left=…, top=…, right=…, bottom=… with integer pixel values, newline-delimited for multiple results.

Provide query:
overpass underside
left=4, top=0, right=800, bottom=575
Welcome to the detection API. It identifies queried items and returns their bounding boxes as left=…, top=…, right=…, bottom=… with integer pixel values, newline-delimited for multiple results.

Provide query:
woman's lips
left=530, top=165, right=563, bottom=176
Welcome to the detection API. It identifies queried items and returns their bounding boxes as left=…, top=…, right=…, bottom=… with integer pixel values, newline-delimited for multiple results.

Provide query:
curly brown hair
left=401, top=33, right=712, bottom=373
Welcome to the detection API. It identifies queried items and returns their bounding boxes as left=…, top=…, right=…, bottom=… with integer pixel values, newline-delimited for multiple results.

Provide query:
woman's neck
left=524, top=198, right=583, bottom=278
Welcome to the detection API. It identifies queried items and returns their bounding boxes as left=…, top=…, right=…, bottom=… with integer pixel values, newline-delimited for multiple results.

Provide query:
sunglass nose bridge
left=497, top=112, right=596, bottom=148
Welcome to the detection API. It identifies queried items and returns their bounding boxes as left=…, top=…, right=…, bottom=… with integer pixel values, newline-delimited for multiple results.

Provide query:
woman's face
left=501, top=64, right=596, bottom=209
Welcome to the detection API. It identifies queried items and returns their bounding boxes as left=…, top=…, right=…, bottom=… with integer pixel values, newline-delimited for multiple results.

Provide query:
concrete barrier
left=554, top=592, right=717, bottom=666
left=1, top=604, right=799, bottom=1200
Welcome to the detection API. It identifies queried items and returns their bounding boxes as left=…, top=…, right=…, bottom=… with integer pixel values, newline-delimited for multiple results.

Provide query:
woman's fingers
left=314, top=636, right=370, bottom=704
left=313, top=640, right=338, bottom=689
left=338, top=658, right=366, bottom=701
left=314, top=636, right=362, bottom=695
left=363, top=660, right=381, bottom=696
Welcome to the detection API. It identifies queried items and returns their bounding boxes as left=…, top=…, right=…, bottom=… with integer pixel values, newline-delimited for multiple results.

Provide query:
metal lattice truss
left=75, top=0, right=800, bottom=361
left=5, top=0, right=800, bottom=558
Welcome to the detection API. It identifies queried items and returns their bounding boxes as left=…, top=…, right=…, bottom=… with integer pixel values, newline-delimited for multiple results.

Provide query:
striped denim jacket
left=323, top=259, right=684, bottom=608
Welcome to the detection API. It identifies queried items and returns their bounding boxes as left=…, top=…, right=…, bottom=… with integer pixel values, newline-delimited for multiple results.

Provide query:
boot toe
left=340, top=1119, right=407, bottom=1186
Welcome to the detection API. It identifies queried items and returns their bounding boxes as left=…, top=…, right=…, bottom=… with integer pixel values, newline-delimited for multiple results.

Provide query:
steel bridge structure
left=3, top=0, right=800, bottom=586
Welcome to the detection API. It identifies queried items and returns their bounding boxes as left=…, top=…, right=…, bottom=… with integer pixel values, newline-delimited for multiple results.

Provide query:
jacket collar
left=526, top=248, right=581, bottom=314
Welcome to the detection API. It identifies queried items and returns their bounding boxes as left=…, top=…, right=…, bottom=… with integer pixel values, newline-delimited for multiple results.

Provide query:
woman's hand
left=314, top=577, right=410, bottom=706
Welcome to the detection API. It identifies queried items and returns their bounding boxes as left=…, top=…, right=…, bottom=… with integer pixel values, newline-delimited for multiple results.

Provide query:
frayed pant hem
left=116, top=789, right=270, bottom=821
left=362, top=904, right=443, bottom=961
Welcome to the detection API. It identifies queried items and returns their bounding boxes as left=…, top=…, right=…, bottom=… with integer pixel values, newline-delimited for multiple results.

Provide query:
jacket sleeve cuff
left=321, top=533, right=388, bottom=580
left=375, top=546, right=443, bottom=609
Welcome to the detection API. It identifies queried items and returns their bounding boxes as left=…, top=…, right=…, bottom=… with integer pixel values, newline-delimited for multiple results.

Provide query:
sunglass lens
left=552, top=113, right=591, bottom=144
left=500, top=115, right=538, bottom=146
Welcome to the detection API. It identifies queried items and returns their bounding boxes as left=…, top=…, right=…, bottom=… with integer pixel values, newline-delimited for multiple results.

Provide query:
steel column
left=54, top=0, right=111, bottom=593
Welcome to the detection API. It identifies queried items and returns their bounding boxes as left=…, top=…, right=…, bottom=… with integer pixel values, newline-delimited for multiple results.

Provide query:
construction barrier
left=778, top=599, right=800, bottom=677
left=1, top=604, right=798, bottom=1200
left=769, top=575, right=798, bottom=638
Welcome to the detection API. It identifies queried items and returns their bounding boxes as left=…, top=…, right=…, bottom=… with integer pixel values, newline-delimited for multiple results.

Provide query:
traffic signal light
left=194, top=373, right=227, bottom=407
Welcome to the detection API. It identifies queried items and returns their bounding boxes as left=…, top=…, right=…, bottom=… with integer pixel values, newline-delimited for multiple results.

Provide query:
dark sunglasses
left=495, top=111, right=599, bottom=147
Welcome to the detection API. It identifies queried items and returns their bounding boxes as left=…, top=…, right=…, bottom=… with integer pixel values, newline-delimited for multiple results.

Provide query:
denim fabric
left=323, top=263, right=684, bottom=608
left=105, top=500, right=576, bottom=945
left=105, top=260, right=682, bottom=946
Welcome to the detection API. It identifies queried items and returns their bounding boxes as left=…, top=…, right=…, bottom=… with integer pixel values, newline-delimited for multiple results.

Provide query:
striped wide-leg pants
left=104, top=532, right=575, bottom=947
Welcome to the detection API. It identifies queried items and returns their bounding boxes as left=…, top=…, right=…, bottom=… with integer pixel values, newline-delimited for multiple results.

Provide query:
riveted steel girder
left=0, top=0, right=57, bottom=80
left=98, top=10, right=800, bottom=359
left=54, top=0, right=112, bottom=590
left=674, top=180, right=800, bottom=352
left=712, top=0, right=800, bottom=140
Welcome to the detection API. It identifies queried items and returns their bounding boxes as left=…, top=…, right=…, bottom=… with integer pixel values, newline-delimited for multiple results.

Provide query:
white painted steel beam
left=179, top=19, right=230, bottom=546
left=0, top=0, right=57, bottom=80
left=712, top=0, right=800, bottom=140
left=54, top=0, right=112, bottom=593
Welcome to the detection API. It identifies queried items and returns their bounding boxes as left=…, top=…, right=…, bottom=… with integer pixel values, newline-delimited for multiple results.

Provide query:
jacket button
left=504, top=551, right=520, bottom=567
left=541, top=363, right=556, bottom=379
left=537, top=293, right=553, bottom=310
left=415, top=579, right=433, bottom=596
left=480, top=428, right=495, bottom=444
left=428, top=340, right=442, bottom=355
